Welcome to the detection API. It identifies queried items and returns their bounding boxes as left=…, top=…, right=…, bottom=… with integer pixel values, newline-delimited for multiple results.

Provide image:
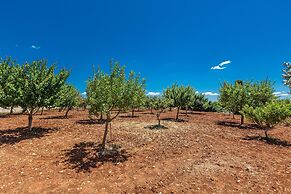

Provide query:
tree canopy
left=219, top=80, right=275, bottom=124
left=164, top=84, right=196, bottom=120
left=242, top=101, right=291, bottom=138
left=87, top=61, right=145, bottom=149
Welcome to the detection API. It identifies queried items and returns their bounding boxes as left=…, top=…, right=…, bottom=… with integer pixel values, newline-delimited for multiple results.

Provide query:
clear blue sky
left=1, top=0, right=290, bottom=99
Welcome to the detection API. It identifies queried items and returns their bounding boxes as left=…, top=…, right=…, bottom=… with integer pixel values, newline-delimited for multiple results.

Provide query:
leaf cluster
left=242, top=100, right=291, bottom=129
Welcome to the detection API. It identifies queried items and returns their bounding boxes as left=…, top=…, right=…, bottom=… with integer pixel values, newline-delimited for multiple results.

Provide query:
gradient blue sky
left=1, top=0, right=290, bottom=99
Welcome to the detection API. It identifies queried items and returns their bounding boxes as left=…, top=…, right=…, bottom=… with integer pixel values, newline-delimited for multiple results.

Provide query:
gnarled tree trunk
left=65, top=107, right=71, bottom=118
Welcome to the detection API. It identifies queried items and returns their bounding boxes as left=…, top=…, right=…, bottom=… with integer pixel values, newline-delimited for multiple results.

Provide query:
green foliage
left=202, top=101, right=223, bottom=112
left=19, top=60, right=69, bottom=111
left=219, top=80, right=276, bottom=124
left=282, top=62, right=291, bottom=90
left=151, top=96, right=172, bottom=126
left=1, top=58, right=69, bottom=129
left=191, top=93, right=222, bottom=112
left=126, top=71, right=146, bottom=116
left=87, top=62, right=128, bottom=118
left=151, top=96, right=172, bottom=112
left=164, top=84, right=196, bottom=120
left=248, top=80, right=276, bottom=107
left=219, top=81, right=249, bottom=115
left=242, top=101, right=291, bottom=138
left=56, top=84, right=80, bottom=117
left=0, top=57, right=22, bottom=112
left=87, top=61, right=144, bottom=148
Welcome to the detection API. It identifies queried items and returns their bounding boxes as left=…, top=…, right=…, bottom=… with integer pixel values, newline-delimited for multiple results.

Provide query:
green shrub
left=242, top=101, right=291, bottom=138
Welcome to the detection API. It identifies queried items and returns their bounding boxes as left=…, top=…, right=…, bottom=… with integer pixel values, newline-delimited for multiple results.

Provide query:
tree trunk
left=232, top=113, right=235, bottom=119
left=10, top=106, right=13, bottom=114
left=132, top=108, right=134, bottom=117
left=101, top=119, right=110, bottom=149
left=41, top=107, right=44, bottom=115
left=150, top=107, right=153, bottom=114
left=264, top=128, right=269, bottom=139
left=240, top=114, right=244, bottom=125
left=28, top=112, right=33, bottom=130
left=65, top=107, right=71, bottom=118
left=100, top=113, right=103, bottom=120
left=186, top=106, right=188, bottom=117
left=176, top=107, right=180, bottom=120
left=157, top=114, right=161, bottom=126
left=169, top=107, right=172, bottom=111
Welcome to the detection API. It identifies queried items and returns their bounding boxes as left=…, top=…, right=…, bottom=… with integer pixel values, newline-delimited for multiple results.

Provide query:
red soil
left=0, top=110, right=290, bottom=193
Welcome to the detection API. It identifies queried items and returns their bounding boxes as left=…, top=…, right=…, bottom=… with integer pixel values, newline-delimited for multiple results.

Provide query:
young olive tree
left=282, top=62, right=291, bottom=91
left=0, top=57, right=23, bottom=114
left=56, top=84, right=80, bottom=118
left=86, top=62, right=131, bottom=149
left=145, top=95, right=156, bottom=114
left=219, top=80, right=275, bottom=125
left=151, top=96, right=172, bottom=126
left=242, top=101, right=291, bottom=138
left=219, top=81, right=249, bottom=123
left=164, top=84, right=196, bottom=120
left=126, top=71, right=146, bottom=117
left=19, top=60, right=69, bottom=130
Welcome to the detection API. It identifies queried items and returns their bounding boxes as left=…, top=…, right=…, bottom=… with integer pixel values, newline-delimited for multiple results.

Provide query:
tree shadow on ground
left=0, top=114, right=11, bottom=118
left=0, top=112, right=23, bottom=118
left=161, top=118, right=188, bottom=123
left=61, top=142, right=130, bottom=173
left=181, top=112, right=205, bottom=115
left=0, top=127, right=58, bottom=145
left=76, top=119, right=106, bottom=125
left=40, top=115, right=68, bottom=120
left=242, top=135, right=291, bottom=147
left=216, top=121, right=259, bottom=130
left=144, top=124, right=168, bottom=130
left=119, top=115, right=139, bottom=118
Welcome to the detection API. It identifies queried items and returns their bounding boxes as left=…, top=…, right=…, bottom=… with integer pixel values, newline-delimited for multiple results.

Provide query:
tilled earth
left=0, top=110, right=290, bottom=193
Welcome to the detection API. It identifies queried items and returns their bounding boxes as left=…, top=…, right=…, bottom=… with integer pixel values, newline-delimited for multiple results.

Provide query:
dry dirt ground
left=0, top=109, right=290, bottom=193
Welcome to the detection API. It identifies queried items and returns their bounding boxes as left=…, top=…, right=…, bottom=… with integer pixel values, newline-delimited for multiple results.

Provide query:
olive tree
left=145, top=95, right=156, bottom=114
left=164, top=84, right=196, bottom=120
left=86, top=62, right=132, bottom=149
left=0, top=57, right=22, bottom=114
left=151, top=96, right=172, bottom=126
left=242, top=101, right=291, bottom=138
left=126, top=71, right=146, bottom=117
left=56, top=84, right=80, bottom=118
left=219, top=80, right=275, bottom=125
left=19, top=60, right=69, bottom=130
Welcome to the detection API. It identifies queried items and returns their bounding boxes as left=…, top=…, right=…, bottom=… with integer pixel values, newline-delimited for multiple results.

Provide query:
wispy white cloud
left=81, top=92, right=87, bottom=96
left=31, top=45, right=40, bottom=50
left=146, top=91, right=160, bottom=96
left=273, top=91, right=290, bottom=97
left=211, top=60, right=231, bottom=70
left=202, top=92, right=219, bottom=96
